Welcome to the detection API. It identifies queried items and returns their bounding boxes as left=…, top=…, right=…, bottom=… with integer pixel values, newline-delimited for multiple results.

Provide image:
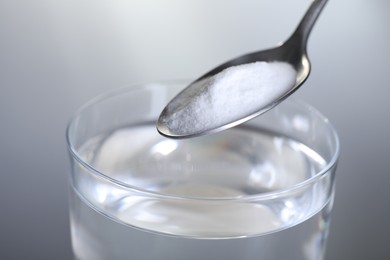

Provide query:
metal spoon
left=157, top=0, right=328, bottom=138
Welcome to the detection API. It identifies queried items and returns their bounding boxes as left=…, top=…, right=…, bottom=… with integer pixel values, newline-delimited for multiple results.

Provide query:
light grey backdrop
left=1, top=0, right=389, bottom=259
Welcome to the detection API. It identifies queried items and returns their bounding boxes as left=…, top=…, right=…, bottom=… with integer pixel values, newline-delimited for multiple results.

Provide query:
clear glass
left=66, top=81, right=339, bottom=260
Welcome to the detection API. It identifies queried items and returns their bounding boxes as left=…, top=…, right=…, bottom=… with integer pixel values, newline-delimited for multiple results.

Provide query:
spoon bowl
left=157, top=0, right=328, bottom=138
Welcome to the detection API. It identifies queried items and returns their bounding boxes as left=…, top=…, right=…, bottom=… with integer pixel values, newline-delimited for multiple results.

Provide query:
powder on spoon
left=161, top=61, right=297, bottom=135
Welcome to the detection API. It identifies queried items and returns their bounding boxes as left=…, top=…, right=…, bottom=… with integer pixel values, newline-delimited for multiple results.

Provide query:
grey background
left=0, top=0, right=389, bottom=259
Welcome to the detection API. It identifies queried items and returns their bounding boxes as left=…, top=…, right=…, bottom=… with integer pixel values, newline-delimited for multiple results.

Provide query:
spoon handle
left=289, top=0, right=329, bottom=49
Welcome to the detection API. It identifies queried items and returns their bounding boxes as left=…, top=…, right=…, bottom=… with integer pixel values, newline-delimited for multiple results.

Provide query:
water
left=69, top=123, right=334, bottom=260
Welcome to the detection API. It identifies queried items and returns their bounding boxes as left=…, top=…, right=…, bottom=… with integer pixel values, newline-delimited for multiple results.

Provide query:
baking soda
left=162, top=61, right=296, bottom=135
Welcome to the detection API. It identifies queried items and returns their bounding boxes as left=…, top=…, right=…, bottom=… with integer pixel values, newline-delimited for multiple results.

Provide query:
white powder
left=161, top=61, right=296, bottom=135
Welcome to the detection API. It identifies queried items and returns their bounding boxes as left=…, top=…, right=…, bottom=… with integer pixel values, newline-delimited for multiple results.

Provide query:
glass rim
left=66, top=80, right=340, bottom=202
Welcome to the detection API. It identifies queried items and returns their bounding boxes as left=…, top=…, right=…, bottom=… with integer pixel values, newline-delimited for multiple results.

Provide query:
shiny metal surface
left=157, top=0, right=328, bottom=138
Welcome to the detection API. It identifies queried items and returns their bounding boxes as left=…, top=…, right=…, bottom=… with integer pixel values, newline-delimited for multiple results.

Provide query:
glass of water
left=66, top=81, right=339, bottom=260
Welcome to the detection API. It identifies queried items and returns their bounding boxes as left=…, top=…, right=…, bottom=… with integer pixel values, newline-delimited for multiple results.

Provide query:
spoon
left=157, top=0, right=328, bottom=138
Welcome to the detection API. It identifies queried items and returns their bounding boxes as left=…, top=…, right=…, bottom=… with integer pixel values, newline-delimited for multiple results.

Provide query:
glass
left=66, top=81, right=339, bottom=260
